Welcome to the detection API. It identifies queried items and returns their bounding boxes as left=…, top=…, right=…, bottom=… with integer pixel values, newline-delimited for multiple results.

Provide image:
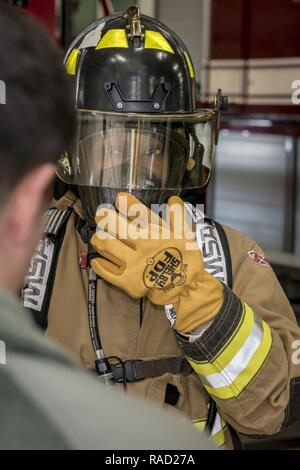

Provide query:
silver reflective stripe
left=44, top=208, right=72, bottom=237
left=210, top=412, right=226, bottom=447
left=165, top=304, right=176, bottom=327
left=47, top=210, right=61, bottom=234
left=200, top=317, right=264, bottom=389
left=44, top=209, right=57, bottom=233
left=185, top=203, right=204, bottom=225
left=211, top=412, right=222, bottom=436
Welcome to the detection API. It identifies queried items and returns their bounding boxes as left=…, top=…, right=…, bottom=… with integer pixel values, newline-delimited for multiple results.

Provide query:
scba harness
left=23, top=203, right=232, bottom=383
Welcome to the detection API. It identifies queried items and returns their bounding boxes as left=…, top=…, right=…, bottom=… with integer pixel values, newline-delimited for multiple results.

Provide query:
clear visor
left=57, top=109, right=217, bottom=192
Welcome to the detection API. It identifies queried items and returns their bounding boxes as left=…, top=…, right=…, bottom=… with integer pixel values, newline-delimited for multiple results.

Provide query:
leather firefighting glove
left=90, top=193, right=224, bottom=333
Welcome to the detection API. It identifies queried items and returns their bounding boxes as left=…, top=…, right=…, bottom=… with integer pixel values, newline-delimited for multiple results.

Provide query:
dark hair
left=0, top=3, right=76, bottom=202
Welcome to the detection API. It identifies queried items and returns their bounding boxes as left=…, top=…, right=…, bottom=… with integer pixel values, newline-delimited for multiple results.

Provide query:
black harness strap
left=110, top=356, right=193, bottom=383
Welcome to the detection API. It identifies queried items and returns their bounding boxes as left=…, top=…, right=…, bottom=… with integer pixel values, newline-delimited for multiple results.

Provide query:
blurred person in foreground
left=0, top=3, right=213, bottom=450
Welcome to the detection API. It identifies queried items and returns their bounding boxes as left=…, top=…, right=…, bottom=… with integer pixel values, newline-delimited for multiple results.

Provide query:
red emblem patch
left=248, top=251, right=270, bottom=267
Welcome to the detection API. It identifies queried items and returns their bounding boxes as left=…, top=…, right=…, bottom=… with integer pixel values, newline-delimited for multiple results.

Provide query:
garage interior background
left=6, top=0, right=300, bottom=323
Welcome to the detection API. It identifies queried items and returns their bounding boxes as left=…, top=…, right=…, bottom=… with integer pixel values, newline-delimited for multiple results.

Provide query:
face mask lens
left=56, top=110, right=216, bottom=215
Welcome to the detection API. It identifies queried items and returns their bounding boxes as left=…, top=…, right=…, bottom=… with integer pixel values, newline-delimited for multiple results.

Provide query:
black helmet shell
left=65, top=12, right=196, bottom=114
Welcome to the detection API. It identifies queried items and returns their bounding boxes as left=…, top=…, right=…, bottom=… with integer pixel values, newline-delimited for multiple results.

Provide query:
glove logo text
left=143, top=248, right=187, bottom=291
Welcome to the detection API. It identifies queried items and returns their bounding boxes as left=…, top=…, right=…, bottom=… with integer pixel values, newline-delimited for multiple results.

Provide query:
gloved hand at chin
left=90, top=193, right=224, bottom=334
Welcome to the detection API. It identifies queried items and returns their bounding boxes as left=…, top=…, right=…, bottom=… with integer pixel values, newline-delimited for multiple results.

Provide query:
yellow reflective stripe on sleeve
left=212, top=427, right=226, bottom=447
left=193, top=419, right=206, bottom=432
left=193, top=413, right=226, bottom=448
left=184, top=51, right=195, bottom=78
left=65, top=48, right=79, bottom=75
left=188, top=304, right=252, bottom=376
left=188, top=304, right=273, bottom=399
left=95, top=29, right=128, bottom=50
left=211, top=413, right=226, bottom=447
left=145, top=30, right=174, bottom=54
left=202, top=321, right=272, bottom=399
left=200, top=317, right=264, bottom=389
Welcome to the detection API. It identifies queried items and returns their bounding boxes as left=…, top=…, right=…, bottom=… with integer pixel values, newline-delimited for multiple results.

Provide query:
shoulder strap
left=204, top=218, right=233, bottom=289
left=43, top=207, right=73, bottom=238
left=184, top=203, right=232, bottom=289
left=212, top=220, right=233, bottom=289
left=22, top=207, right=73, bottom=329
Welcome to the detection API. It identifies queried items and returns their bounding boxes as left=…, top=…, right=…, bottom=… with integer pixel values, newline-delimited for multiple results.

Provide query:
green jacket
left=0, top=287, right=212, bottom=450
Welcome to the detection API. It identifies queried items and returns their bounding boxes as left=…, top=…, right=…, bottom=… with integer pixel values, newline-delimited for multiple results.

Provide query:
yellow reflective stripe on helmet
left=184, top=51, right=195, bottom=78
left=188, top=304, right=272, bottom=400
left=95, top=29, right=128, bottom=50
left=144, top=30, right=174, bottom=54
left=65, top=48, right=79, bottom=75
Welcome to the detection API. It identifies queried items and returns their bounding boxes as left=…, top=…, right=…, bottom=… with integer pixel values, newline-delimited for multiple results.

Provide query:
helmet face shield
left=57, top=109, right=217, bottom=218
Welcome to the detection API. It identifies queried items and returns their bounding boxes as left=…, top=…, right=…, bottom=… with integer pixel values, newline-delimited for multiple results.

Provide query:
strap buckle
left=111, top=360, right=143, bottom=383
